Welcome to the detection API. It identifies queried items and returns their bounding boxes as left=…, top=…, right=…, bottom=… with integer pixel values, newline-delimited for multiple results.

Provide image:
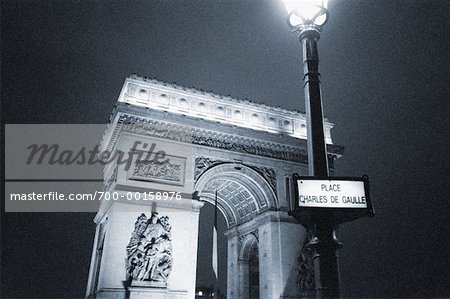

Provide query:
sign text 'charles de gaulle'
left=293, top=175, right=373, bottom=210
left=297, top=179, right=367, bottom=208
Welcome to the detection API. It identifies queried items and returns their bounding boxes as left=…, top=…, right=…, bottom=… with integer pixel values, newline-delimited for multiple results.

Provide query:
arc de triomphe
left=85, top=75, right=343, bottom=299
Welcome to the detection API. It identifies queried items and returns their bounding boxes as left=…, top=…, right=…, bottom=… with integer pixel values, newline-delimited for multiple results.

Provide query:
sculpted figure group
left=126, top=212, right=173, bottom=283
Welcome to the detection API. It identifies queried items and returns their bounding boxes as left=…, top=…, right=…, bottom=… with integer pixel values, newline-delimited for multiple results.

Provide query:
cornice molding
left=100, top=103, right=343, bottom=165
left=116, top=75, right=335, bottom=142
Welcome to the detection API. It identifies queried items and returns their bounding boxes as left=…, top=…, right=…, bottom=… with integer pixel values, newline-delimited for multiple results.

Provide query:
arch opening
left=195, top=163, right=276, bottom=298
left=239, top=233, right=259, bottom=299
left=195, top=201, right=228, bottom=298
left=195, top=163, right=278, bottom=228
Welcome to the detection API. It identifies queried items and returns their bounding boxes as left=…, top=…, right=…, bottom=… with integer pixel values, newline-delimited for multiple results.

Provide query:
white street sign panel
left=297, top=179, right=368, bottom=208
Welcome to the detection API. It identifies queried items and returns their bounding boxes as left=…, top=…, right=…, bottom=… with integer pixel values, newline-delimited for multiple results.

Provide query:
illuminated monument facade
left=85, top=75, right=343, bottom=298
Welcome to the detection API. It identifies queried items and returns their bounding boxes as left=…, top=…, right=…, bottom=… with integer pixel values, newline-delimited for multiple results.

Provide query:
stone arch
left=239, top=233, right=258, bottom=261
left=195, top=163, right=278, bottom=227
left=238, top=233, right=260, bottom=299
left=87, top=76, right=340, bottom=299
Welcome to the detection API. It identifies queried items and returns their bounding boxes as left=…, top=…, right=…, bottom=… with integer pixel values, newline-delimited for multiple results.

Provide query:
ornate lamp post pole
left=281, top=1, right=341, bottom=298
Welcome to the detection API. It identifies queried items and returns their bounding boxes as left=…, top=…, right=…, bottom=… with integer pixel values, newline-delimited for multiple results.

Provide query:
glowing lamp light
left=281, top=0, right=329, bottom=29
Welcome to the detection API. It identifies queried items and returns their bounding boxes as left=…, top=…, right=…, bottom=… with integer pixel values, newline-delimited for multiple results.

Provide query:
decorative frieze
left=117, top=117, right=311, bottom=164
left=129, top=155, right=186, bottom=186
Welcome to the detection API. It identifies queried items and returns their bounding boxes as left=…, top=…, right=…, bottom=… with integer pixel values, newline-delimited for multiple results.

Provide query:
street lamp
left=281, top=0, right=329, bottom=177
left=281, top=0, right=342, bottom=298
left=283, top=0, right=329, bottom=32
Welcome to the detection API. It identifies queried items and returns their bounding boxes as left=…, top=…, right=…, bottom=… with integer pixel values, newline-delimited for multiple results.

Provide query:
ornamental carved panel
left=129, top=155, right=186, bottom=186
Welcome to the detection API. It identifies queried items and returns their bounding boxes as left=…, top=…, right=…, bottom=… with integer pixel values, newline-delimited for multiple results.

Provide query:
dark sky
left=2, top=0, right=450, bottom=298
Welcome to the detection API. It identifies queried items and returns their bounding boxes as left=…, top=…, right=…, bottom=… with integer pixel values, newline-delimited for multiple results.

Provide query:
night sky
left=2, top=0, right=450, bottom=298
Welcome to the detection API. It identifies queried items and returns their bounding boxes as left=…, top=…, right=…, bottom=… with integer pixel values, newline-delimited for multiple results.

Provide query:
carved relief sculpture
left=297, top=230, right=315, bottom=293
left=126, top=213, right=173, bottom=284
left=133, top=160, right=181, bottom=182
left=129, top=156, right=186, bottom=186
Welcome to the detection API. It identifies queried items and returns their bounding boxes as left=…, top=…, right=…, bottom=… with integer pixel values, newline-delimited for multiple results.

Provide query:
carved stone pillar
left=226, top=234, right=240, bottom=299
left=87, top=199, right=203, bottom=299
left=256, top=212, right=306, bottom=299
left=238, top=260, right=250, bottom=299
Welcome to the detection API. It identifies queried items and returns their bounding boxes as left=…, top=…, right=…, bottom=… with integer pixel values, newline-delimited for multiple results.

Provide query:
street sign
left=297, top=179, right=367, bottom=208
left=292, top=175, right=374, bottom=223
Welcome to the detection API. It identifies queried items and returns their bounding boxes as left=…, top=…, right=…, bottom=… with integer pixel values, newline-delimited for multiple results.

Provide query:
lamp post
left=281, top=1, right=342, bottom=298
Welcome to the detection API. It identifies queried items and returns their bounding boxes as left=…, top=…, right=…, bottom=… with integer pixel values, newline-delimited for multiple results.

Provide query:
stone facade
left=117, top=75, right=334, bottom=142
left=86, top=76, right=343, bottom=299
